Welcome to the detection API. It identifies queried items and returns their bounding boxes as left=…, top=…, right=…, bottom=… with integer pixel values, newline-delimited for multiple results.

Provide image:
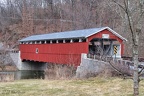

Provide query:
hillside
left=0, top=0, right=144, bottom=57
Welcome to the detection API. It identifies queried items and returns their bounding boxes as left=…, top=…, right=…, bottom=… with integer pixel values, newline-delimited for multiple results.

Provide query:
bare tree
left=108, top=0, right=144, bottom=95
left=0, top=46, right=13, bottom=71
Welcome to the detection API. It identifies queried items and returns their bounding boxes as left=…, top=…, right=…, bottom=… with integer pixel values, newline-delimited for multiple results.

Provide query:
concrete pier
left=10, top=51, right=47, bottom=70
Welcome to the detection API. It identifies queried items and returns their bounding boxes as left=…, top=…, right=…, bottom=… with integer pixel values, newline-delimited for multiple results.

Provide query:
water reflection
left=0, top=70, right=45, bottom=81
left=15, top=70, right=45, bottom=80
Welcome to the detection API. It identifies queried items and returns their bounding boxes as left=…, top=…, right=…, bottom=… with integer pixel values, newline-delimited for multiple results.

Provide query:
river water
left=0, top=70, right=45, bottom=80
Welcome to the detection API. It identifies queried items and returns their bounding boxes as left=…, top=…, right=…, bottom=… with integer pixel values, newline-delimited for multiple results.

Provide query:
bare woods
left=0, top=0, right=124, bottom=51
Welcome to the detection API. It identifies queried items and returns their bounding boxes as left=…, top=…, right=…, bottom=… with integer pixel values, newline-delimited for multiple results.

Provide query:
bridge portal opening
left=89, top=38, right=121, bottom=57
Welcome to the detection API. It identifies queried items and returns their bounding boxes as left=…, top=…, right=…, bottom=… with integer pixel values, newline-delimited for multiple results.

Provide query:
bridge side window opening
left=40, top=38, right=87, bottom=44
left=52, top=40, right=57, bottom=43
left=47, top=40, right=50, bottom=43
left=81, top=38, right=86, bottom=42
left=73, top=39, right=79, bottom=42
left=36, top=48, right=39, bottom=54
left=65, top=39, right=71, bottom=43
left=73, top=38, right=86, bottom=43
left=58, top=40, right=63, bottom=43
left=41, top=41, right=45, bottom=44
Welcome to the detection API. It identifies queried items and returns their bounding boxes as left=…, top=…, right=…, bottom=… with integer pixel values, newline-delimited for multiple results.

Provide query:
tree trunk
left=133, top=45, right=139, bottom=96
left=133, top=28, right=140, bottom=96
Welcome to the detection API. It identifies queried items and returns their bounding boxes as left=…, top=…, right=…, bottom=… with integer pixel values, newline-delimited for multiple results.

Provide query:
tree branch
left=100, top=54, right=133, bottom=78
left=111, top=0, right=136, bottom=45
left=138, top=65, right=144, bottom=76
left=111, top=0, right=127, bottom=13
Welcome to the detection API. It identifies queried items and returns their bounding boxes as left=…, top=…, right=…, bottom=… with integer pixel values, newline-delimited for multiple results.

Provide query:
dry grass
left=0, top=73, right=14, bottom=82
left=0, top=77, right=144, bottom=96
left=45, top=64, right=76, bottom=79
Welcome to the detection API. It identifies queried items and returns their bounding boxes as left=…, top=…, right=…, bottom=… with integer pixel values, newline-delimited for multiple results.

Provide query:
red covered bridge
left=19, top=27, right=127, bottom=67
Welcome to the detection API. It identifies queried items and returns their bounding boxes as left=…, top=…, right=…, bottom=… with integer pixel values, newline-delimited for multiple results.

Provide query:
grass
left=0, top=77, right=144, bottom=96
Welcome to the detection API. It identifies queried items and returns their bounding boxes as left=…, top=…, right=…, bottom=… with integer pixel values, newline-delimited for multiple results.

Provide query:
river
left=0, top=70, right=45, bottom=81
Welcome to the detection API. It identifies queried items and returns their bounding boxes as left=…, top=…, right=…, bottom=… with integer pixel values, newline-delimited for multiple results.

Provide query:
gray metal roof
left=19, top=27, right=127, bottom=42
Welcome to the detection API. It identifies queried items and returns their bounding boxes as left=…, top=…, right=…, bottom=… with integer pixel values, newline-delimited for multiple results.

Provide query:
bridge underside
left=11, top=52, right=47, bottom=71
left=20, top=61, right=47, bottom=71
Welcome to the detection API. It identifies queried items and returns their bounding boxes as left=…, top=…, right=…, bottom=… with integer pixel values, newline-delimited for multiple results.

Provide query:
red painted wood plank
left=20, top=42, right=88, bottom=66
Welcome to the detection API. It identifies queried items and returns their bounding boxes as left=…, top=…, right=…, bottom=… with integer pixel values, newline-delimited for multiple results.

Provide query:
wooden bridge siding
left=19, top=42, right=89, bottom=66
left=88, top=29, right=124, bottom=55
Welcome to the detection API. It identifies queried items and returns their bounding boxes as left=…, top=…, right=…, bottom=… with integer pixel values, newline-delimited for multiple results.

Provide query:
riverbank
left=0, top=65, right=17, bottom=71
left=0, top=65, right=17, bottom=82
left=0, top=77, right=144, bottom=96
